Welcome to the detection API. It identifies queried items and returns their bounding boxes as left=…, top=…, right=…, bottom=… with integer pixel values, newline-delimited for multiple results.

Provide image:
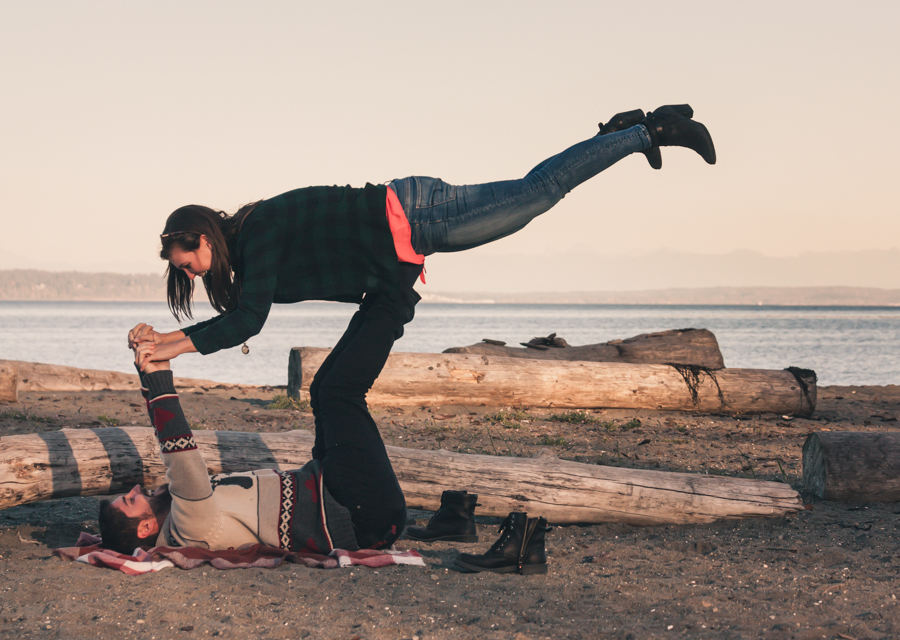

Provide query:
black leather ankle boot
left=405, top=490, right=479, bottom=543
left=454, top=512, right=551, bottom=575
left=598, top=105, right=694, bottom=169
left=641, top=105, right=716, bottom=165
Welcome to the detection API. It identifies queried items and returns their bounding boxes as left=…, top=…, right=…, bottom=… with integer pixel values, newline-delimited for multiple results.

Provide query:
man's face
left=110, top=485, right=155, bottom=519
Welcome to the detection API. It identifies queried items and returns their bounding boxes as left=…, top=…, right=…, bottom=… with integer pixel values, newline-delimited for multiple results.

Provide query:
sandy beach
left=2, top=384, right=899, bottom=639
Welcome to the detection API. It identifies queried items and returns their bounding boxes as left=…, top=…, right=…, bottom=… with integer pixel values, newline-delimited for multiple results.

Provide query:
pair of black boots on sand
left=405, top=490, right=551, bottom=576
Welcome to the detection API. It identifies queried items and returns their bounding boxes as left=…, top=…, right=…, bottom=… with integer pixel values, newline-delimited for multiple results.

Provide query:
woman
left=129, top=105, right=715, bottom=547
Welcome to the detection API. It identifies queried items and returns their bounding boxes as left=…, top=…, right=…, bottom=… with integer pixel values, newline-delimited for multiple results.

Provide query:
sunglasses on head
left=159, top=231, right=195, bottom=239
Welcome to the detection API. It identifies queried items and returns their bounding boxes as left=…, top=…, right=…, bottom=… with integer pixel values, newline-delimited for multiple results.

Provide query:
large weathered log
left=0, top=360, right=250, bottom=392
left=288, top=348, right=816, bottom=415
left=444, top=328, right=726, bottom=369
left=802, top=431, right=900, bottom=502
left=0, top=428, right=800, bottom=524
left=0, top=361, right=17, bottom=403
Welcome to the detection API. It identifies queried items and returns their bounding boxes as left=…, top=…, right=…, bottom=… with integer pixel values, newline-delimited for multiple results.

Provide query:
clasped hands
left=129, top=323, right=171, bottom=373
left=127, top=323, right=196, bottom=370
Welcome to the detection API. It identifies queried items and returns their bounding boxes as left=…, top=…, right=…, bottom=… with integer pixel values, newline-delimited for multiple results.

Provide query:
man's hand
left=128, top=323, right=163, bottom=349
left=134, top=343, right=171, bottom=374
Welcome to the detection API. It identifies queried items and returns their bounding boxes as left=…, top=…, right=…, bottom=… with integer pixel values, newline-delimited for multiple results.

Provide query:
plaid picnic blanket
left=54, top=533, right=424, bottom=576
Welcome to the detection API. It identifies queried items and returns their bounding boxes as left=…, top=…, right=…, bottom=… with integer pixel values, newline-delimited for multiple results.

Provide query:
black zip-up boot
left=454, top=512, right=551, bottom=575
left=405, top=490, right=479, bottom=543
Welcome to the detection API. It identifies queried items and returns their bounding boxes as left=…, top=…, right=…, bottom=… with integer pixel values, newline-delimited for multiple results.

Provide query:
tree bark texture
left=0, top=427, right=800, bottom=524
left=443, top=328, right=726, bottom=369
left=0, top=360, right=250, bottom=393
left=802, top=431, right=900, bottom=502
left=288, top=348, right=816, bottom=415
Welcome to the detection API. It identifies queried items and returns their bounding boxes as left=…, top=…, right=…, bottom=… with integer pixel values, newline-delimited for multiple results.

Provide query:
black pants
left=309, top=262, right=422, bottom=549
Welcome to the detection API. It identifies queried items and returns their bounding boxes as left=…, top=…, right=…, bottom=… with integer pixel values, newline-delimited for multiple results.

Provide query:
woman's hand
left=127, top=324, right=185, bottom=349
left=134, top=343, right=171, bottom=374
left=128, top=323, right=162, bottom=349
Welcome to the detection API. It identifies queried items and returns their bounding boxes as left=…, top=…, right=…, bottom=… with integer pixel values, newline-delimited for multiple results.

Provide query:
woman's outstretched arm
left=145, top=335, right=198, bottom=362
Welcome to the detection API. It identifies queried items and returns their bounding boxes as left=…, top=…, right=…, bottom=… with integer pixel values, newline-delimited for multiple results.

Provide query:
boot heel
left=519, top=563, right=548, bottom=575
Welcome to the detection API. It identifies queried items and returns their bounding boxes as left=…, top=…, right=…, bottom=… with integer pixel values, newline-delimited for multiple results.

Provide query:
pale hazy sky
left=2, top=1, right=899, bottom=290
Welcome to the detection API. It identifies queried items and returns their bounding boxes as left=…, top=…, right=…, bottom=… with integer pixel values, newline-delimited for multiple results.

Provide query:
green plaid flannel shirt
left=182, top=183, right=400, bottom=355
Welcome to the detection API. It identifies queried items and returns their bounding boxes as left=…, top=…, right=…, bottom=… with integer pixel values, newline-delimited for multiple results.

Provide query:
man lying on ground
left=98, top=344, right=406, bottom=555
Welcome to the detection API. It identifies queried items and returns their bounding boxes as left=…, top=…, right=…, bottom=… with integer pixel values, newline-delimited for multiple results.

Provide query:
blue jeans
left=389, top=125, right=651, bottom=255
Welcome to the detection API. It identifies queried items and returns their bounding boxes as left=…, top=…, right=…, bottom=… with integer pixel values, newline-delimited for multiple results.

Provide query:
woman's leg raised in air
left=390, top=125, right=650, bottom=255
left=390, top=106, right=715, bottom=255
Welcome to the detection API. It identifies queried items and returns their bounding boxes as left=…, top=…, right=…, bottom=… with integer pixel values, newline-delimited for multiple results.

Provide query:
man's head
left=98, top=485, right=171, bottom=554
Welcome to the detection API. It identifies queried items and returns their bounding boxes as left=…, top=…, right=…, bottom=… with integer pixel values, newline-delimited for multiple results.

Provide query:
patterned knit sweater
left=141, top=370, right=358, bottom=552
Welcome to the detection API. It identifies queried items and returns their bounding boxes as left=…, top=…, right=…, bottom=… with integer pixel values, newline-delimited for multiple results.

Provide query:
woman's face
left=168, top=235, right=212, bottom=280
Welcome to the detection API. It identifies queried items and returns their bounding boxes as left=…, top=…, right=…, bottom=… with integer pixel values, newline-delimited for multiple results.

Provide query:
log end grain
left=785, top=367, right=818, bottom=415
left=802, top=431, right=900, bottom=502
left=801, top=433, right=826, bottom=499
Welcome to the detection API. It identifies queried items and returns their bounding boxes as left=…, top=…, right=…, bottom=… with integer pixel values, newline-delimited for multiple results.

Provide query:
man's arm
left=135, top=353, right=221, bottom=547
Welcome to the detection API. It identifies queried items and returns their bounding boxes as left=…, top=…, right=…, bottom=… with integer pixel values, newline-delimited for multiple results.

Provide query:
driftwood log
left=0, top=361, right=17, bottom=403
left=288, top=348, right=816, bottom=415
left=0, top=427, right=801, bottom=525
left=0, top=360, right=250, bottom=393
left=444, top=328, right=726, bottom=369
left=802, top=431, right=900, bottom=502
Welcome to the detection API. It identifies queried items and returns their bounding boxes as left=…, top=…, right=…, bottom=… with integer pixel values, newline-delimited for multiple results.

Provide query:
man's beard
left=146, top=485, right=172, bottom=517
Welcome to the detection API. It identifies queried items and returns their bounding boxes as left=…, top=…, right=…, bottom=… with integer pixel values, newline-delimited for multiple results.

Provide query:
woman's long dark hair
left=159, top=201, right=261, bottom=321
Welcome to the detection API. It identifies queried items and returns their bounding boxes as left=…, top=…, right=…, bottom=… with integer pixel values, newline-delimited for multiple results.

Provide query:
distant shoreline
left=418, top=287, right=900, bottom=306
left=3, top=295, right=900, bottom=308
left=3, top=269, right=900, bottom=306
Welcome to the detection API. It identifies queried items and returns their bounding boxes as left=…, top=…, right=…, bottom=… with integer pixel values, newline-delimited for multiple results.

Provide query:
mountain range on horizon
left=4, top=268, right=900, bottom=306
left=4, top=246, right=900, bottom=292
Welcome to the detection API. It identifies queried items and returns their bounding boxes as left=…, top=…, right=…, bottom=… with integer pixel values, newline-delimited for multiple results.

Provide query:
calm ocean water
left=2, top=301, right=900, bottom=387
